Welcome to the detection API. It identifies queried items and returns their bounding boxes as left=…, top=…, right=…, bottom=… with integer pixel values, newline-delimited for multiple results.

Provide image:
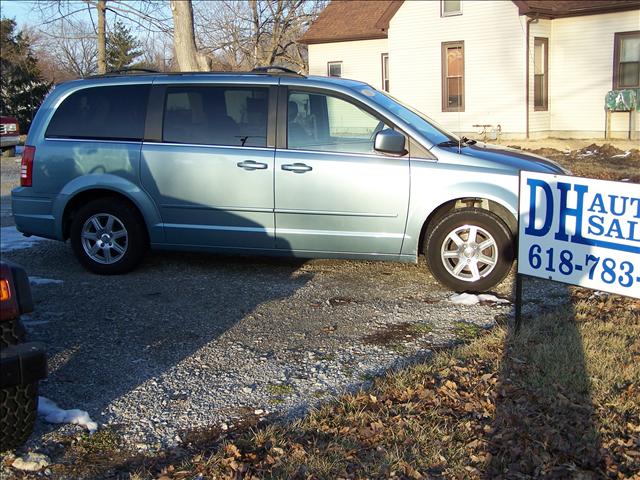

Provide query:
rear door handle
left=281, top=163, right=313, bottom=173
left=237, top=160, right=268, bottom=170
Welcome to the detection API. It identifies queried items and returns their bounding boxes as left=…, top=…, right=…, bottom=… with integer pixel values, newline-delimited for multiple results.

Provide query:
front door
left=141, top=84, right=275, bottom=249
left=274, top=89, right=409, bottom=255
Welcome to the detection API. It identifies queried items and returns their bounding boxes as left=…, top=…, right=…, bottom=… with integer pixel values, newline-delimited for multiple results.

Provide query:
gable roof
left=513, top=0, right=640, bottom=18
left=299, top=0, right=403, bottom=45
left=301, top=0, right=640, bottom=44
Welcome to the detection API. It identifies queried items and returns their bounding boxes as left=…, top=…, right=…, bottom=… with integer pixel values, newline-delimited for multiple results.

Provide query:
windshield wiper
left=437, top=136, right=477, bottom=148
left=437, top=140, right=460, bottom=147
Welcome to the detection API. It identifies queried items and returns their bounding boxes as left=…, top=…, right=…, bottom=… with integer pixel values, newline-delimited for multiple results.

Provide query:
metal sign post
left=514, top=273, right=523, bottom=332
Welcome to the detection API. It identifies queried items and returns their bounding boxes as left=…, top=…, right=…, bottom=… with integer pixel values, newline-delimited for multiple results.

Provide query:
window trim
left=441, top=41, right=465, bottom=112
left=279, top=85, right=406, bottom=154
left=148, top=84, right=276, bottom=148
left=327, top=61, right=343, bottom=78
left=441, top=0, right=462, bottom=17
left=533, top=37, right=549, bottom=111
left=613, top=31, right=640, bottom=90
left=381, top=53, right=389, bottom=92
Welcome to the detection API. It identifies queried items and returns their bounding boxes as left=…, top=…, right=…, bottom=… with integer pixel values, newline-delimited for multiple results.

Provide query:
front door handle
left=237, top=160, right=268, bottom=170
left=281, top=163, right=313, bottom=173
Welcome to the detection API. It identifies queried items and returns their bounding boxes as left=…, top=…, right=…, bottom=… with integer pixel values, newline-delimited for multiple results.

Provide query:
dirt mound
left=527, top=147, right=565, bottom=160
left=520, top=143, right=639, bottom=183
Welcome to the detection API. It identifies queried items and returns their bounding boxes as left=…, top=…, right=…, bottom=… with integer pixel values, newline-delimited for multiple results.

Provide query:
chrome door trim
left=275, top=208, right=397, bottom=218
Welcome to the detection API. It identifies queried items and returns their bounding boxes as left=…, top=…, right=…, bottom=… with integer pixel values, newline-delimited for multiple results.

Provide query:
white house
left=300, top=0, right=640, bottom=140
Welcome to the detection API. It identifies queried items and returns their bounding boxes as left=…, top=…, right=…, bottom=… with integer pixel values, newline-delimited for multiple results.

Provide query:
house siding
left=549, top=11, right=640, bottom=139
left=305, top=2, right=640, bottom=140
left=307, top=39, right=389, bottom=90
left=388, top=0, right=527, bottom=138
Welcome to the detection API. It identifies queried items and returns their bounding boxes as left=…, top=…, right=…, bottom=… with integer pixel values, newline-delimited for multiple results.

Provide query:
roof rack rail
left=252, top=66, right=304, bottom=76
left=108, top=67, right=160, bottom=74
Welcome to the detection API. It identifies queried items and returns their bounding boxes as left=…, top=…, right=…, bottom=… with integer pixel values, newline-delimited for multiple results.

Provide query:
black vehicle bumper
left=0, top=342, right=47, bottom=389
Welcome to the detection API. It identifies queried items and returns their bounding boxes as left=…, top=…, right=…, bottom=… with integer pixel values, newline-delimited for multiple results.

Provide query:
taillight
left=21, top=145, right=35, bottom=187
left=0, top=279, right=11, bottom=301
left=0, top=278, right=11, bottom=302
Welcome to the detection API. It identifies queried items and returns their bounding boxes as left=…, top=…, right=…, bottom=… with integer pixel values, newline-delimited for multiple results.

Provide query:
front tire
left=70, top=198, right=146, bottom=275
left=425, top=208, right=514, bottom=292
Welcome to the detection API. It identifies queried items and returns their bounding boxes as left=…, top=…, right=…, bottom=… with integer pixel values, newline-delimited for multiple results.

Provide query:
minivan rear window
left=46, top=85, right=150, bottom=141
left=162, top=86, right=268, bottom=147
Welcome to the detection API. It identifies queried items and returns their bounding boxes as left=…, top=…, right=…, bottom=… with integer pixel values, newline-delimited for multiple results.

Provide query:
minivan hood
left=436, top=142, right=567, bottom=174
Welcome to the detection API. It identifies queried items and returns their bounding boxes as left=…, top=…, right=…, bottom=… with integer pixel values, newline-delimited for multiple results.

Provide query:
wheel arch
left=413, top=194, right=517, bottom=258
left=54, top=175, right=163, bottom=243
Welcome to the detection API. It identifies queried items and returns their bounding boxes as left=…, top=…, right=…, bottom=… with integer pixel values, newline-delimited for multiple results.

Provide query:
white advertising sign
left=518, top=172, right=640, bottom=299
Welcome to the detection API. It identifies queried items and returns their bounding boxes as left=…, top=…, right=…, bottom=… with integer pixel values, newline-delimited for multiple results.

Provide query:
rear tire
left=425, top=208, right=514, bottom=292
left=70, top=198, right=147, bottom=275
left=0, top=383, right=38, bottom=451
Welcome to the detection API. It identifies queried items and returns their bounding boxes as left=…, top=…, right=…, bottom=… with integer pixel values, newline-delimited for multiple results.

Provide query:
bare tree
left=30, top=20, right=98, bottom=80
left=170, top=0, right=210, bottom=71
left=194, top=0, right=326, bottom=72
left=33, top=1, right=173, bottom=73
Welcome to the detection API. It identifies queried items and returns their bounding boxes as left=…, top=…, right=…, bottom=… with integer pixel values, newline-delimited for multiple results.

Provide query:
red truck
left=0, top=115, right=20, bottom=157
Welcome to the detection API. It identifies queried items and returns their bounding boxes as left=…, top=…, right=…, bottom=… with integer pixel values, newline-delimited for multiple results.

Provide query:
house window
left=441, top=0, right=462, bottom=16
left=534, top=37, right=548, bottom=110
left=442, top=41, right=464, bottom=111
left=381, top=53, right=389, bottom=92
left=613, top=31, right=640, bottom=89
left=327, top=61, right=342, bottom=77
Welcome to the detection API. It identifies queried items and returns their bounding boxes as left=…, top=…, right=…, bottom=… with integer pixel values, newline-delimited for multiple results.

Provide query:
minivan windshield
left=364, top=88, right=459, bottom=146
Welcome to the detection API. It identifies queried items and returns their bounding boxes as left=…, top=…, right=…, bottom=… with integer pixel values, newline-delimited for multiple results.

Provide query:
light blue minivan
left=12, top=68, right=565, bottom=292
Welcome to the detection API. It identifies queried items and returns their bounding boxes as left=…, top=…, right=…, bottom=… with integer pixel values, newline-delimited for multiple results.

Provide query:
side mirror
left=374, top=129, right=407, bottom=155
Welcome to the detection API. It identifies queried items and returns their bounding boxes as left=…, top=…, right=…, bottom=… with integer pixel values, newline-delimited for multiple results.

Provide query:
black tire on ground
left=0, top=383, right=39, bottom=451
left=1, top=147, right=16, bottom=157
left=70, top=197, right=147, bottom=275
left=0, top=319, right=26, bottom=348
left=425, top=208, right=514, bottom=293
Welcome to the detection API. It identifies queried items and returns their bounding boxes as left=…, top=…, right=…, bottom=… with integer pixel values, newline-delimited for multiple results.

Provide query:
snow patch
left=11, top=452, right=50, bottom=471
left=38, top=397, right=98, bottom=433
left=449, top=293, right=510, bottom=305
left=1, top=226, right=48, bottom=252
left=29, top=276, right=64, bottom=286
left=611, top=151, right=630, bottom=158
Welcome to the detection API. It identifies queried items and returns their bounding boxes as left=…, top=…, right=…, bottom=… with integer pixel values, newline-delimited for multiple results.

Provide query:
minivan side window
left=287, top=91, right=390, bottom=154
left=46, top=85, right=150, bottom=141
left=163, top=86, right=268, bottom=148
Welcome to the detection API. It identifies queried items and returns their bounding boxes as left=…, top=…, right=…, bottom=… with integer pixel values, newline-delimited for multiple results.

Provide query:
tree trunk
left=97, top=0, right=107, bottom=74
left=170, top=0, right=210, bottom=71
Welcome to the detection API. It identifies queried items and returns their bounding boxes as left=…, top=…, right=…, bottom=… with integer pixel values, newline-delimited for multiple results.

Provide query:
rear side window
left=162, top=86, right=268, bottom=147
left=46, top=85, right=150, bottom=141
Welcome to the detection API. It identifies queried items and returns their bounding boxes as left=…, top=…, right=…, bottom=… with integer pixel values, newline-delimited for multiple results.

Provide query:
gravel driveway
left=0, top=155, right=561, bottom=455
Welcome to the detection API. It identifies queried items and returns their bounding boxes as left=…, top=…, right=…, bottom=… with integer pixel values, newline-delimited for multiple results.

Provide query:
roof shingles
left=299, top=0, right=403, bottom=45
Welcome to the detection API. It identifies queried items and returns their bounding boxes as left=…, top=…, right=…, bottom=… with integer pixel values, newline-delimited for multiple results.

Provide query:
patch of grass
left=410, top=322, right=433, bottom=335
left=76, top=427, right=122, bottom=454
left=453, top=320, right=484, bottom=340
left=267, top=384, right=295, bottom=396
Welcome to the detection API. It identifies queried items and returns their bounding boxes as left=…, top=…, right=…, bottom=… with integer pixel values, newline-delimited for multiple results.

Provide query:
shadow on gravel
left=486, top=279, right=605, bottom=477
left=21, top=206, right=311, bottom=439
